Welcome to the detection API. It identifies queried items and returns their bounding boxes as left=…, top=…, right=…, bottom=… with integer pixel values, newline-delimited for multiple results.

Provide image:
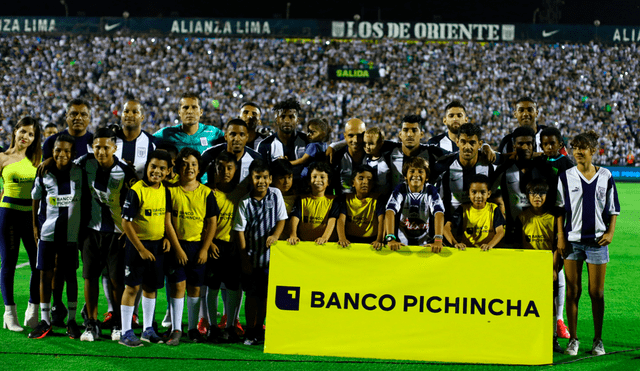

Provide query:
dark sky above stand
left=4, top=0, right=640, bottom=26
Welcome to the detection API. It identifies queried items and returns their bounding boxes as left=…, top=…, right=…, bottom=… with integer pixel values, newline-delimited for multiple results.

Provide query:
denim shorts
left=565, top=241, right=609, bottom=265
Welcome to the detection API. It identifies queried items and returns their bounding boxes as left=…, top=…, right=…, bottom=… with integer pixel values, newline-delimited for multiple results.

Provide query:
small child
left=385, top=157, right=445, bottom=252
left=444, top=174, right=505, bottom=251
left=290, top=118, right=332, bottom=177
left=271, top=159, right=296, bottom=240
left=287, top=162, right=340, bottom=245
left=205, top=151, right=245, bottom=342
left=363, top=127, right=392, bottom=197
left=336, top=165, right=385, bottom=250
left=157, top=143, right=179, bottom=185
left=29, top=135, right=84, bottom=339
left=233, top=160, right=287, bottom=345
left=517, top=179, right=563, bottom=352
left=166, top=147, right=218, bottom=345
left=119, top=150, right=180, bottom=347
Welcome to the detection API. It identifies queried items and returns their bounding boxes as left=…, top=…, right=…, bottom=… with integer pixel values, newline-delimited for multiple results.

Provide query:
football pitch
left=2, top=183, right=639, bottom=371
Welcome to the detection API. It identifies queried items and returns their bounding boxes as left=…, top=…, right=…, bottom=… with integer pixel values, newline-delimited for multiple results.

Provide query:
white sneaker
left=564, top=338, right=580, bottom=355
left=590, top=339, right=605, bottom=356
left=80, top=329, right=95, bottom=342
left=111, top=327, right=122, bottom=341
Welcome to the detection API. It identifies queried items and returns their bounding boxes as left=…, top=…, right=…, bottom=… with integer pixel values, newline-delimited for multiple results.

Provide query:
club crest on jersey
left=137, top=148, right=147, bottom=158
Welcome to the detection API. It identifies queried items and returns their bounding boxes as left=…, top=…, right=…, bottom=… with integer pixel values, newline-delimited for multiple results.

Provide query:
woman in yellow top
left=0, top=117, right=42, bottom=332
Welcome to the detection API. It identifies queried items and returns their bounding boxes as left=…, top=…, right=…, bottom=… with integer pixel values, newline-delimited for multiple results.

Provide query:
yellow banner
left=265, top=243, right=552, bottom=365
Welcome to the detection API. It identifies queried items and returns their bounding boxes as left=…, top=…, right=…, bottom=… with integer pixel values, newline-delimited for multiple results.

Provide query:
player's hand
left=429, top=240, right=443, bottom=253
left=480, top=244, right=492, bottom=251
left=598, top=231, right=614, bottom=246
left=371, top=240, right=384, bottom=250
left=287, top=236, right=300, bottom=245
left=266, top=236, right=278, bottom=248
left=338, top=238, right=350, bottom=248
left=162, top=238, right=171, bottom=253
left=175, top=248, right=188, bottom=266
left=326, top=146, right=335, bottom=163
left=209, top=242, right=220, bottom=259
left=36, top=158, right=54, bottom=177
left=454, top=243, right=467, bottom=251
left=557, top=236, right=567, bottom=258
left=481, top=144, right=497, bottom=164
left=315, top=237, right=329, bottom=245
left=388, top=240, right=404, bottom=251
left=138, top=248, right=155, bottom=261
left=197, top=247, right=208, bottom=265
left=553, top=269, right=558, bottom=281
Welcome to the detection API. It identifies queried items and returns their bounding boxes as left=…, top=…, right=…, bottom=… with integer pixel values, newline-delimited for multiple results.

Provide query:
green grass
left=2, top=183, right=640, bottom=370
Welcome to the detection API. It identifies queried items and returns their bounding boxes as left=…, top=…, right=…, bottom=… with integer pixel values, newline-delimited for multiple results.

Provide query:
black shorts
left=167, top=240, right=206, bottom=287
left=206, top=239, right=241, bottom=291
left=242, top=267, right=269, bottom=300
left=124, top=239, right=165, bottom=290
left=36, top=240, right=79, bottom=271
left=82, top=229, right=124, bottom=285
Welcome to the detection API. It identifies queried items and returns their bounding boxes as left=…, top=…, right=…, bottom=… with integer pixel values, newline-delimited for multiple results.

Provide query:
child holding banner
left=384, top=157, right=445, bottom=252
left=557, top=130, right=620, bottom=356
left=517, top=178, right=563, bottom=352
left=234, top=160, right=287, bottom=345
left=444, top=174, right=505, bottom=251
left=336, top=165, right=385, bottom=249
left=287, top=162, right=340, bottom=245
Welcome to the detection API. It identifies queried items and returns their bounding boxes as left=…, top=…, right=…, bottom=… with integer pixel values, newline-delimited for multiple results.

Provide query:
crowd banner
left=265, top=242, right=552, bottom=365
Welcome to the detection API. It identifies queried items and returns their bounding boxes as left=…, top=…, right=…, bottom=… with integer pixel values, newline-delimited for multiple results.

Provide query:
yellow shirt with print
left=518, top=208, right=555, bottom=250
left=169, top=183, right=216, bottom=242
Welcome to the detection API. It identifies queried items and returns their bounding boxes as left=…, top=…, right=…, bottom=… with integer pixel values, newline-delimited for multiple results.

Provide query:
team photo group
left=0, top=92, right=620, bottom=357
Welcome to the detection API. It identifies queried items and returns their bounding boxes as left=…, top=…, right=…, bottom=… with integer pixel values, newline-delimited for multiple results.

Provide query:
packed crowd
left=0, top=35, right=638, bottom=165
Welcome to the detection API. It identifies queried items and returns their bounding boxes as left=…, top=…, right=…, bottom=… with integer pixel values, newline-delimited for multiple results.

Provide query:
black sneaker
left=188, top=328, right=205, bottom=343
left=166, top=330, right=182, bottom=346
left=51, top=303, right=67, bottom=327
left=28, top=320, right=52, bottom=339
left=221, top=327, right=242, bottom=343
left=66, top=320, right=81, bottom=339
left=553, top=335, right=563, bottom=353
left=207, top=326, right=222, bottom=343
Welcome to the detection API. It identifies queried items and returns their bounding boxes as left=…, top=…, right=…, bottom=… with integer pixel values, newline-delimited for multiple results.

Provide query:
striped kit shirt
left=115, top=130, right=157, bottom=178
left=201, top=143, right=262, bottom=192
left=386, top=183, right=445, bottom=245
left=233, top=187, right=287, bottom=268
left=427, top=132, right=458, bottom=153
left=75, top=154, right=138, bottom=234
left=31, top=165, right=84, bottom=243
left=556, top=167, right=620, bottom=242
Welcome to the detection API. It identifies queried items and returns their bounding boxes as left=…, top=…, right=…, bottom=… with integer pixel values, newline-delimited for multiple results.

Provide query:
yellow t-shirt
left=293, top=194, right=339, bottom=242
left=122, top=180, right=168, bottom=241
left=518, top=208, right=555, bottom=250
left=454, top=202, right=505, bottom=247
left=212, top=187, right=243, bottom=242
left=169, top=183, right=217, bottom=242
left=342, top=194, right=383, bottom=238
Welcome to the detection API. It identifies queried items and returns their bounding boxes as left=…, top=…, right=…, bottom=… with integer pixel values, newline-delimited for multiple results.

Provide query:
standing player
left=363, top=127, right=392, bottom=197
left=42, top=99, right=93, bottom=160
left=115, top=99, right=157, bottom=178
left=428, top=100, right=468, bottom=152
left=234, top=160, right=287, bottom=345
left=75, top=127, right=138, bottom=342
left=557, top=130, right=620, bottom=356
left=331, top=118, right=366, bottom=194
left=29, top=135, right=84, bottom=339
left=166, top=147, right=218, bottom=345
left=0, top=117, right=41, bottom=332
left=119, top=150, right=177, bottom=347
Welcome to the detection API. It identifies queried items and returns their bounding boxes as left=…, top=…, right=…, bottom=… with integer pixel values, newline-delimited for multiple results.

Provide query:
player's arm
left=122, top=219, right=155, bottom=261
left=384, top=209, right=404, bottom=251
left=165, top=211, right=186, bottom=264
left=289, top=153, right=311, bottom=166
left=266, top=220, right=286, bottom=248
left=316, top=217, right=336, bottom=245
left=430, top=212, right=444, bottom=253
left=371, top=214, right=385, bottom=250
left=556, top=214, right=567, bottom=258
left=32, top=199, right=40, bottom=243
left=336, top=213, right=350, bottom=248
left=198, top=216, right=217, bottom=264
left=287, top=216, right=300, bottom=245
left=481, top=225, right=505, bottom=251
left=598, top=215, right=617, bottom=246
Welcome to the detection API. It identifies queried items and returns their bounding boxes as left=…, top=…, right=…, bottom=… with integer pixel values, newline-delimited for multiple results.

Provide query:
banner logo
left=275, top=286, right=300, bottom=311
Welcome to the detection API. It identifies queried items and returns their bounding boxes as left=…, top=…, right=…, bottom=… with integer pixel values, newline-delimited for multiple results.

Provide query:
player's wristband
left=384, top=234, right=397, bottom=243
left=434, top=234, right=444, bottom=240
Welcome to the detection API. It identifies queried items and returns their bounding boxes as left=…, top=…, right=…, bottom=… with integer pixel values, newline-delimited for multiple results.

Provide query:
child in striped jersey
left=557, top=130, right=620, bottom=357
left=336, top=165, right=385, bottom=249
left=287, top=162, right=340, bottom=245
left=444, top=174, right=505, bottom=251
left=29, top=135, right=84, bottom=339
left=166, top=147, right=218, bottom=345
left=234, top=160, right=287, bottom=345
left=119, top=150, right=180, bottom=347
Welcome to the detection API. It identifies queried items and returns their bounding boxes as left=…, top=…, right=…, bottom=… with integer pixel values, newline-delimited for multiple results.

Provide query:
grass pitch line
left=16, top=262, right=29, bottom=269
